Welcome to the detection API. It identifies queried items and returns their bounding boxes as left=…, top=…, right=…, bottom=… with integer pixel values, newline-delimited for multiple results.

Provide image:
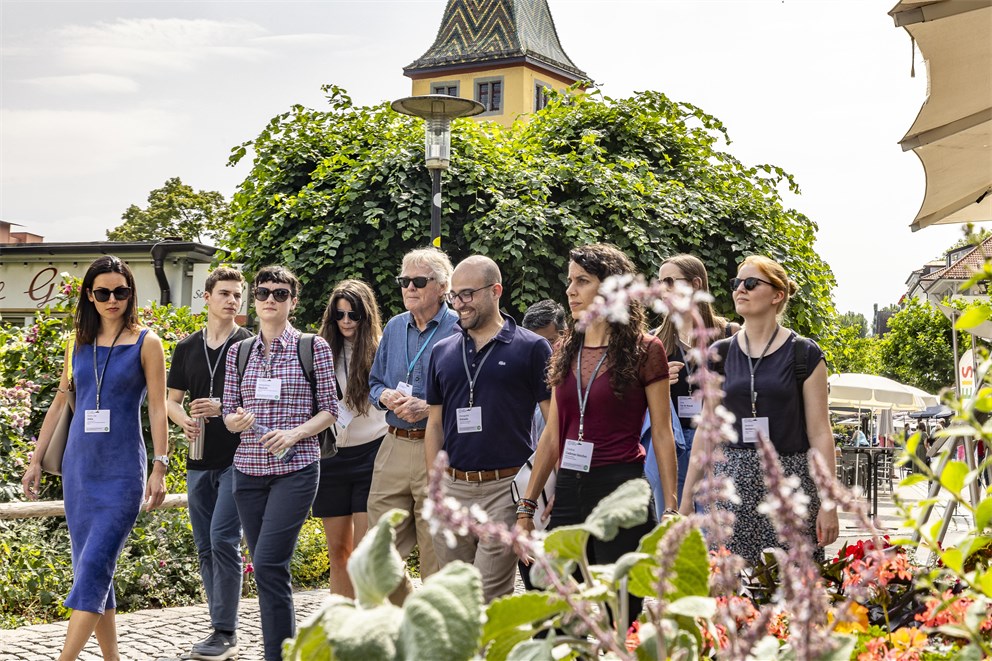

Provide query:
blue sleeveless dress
left=63, top=329, right=149, bottom=613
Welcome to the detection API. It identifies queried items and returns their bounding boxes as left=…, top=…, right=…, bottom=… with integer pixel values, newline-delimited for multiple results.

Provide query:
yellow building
left=404, top=0, right=588, bottom=127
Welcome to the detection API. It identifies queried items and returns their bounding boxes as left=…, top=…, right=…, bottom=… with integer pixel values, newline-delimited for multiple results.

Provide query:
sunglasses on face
left=254, top=287, right=292, bottom=302
left=660, top=276, right=690, bottom=288
left=446, top=284, right=494, bottom=305
left=396, top=276, right=435, bottom=289
left=91, top=286, right=132, bottom=302
left=730, top=276, right=775, bottom=292
left=333, top=310, right=363, bottom=322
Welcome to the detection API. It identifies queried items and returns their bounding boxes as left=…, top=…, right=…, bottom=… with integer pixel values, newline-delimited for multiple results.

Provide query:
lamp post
left=391, top=95, right=484, bottom=248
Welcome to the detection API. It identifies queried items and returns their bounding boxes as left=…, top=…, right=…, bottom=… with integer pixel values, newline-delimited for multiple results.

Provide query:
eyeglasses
left=254, top=287, right=292, bottom=302
left=446, top=284, right=495, bottom=305
left=730, top=277, right=776, bottom=292
left=660, top=277, right=690, bottom=288
left=396, top=276, right=435, bottom=289
left=333, top=310, right=363, bottom=322
left=91, top=286, right=132, bottom=302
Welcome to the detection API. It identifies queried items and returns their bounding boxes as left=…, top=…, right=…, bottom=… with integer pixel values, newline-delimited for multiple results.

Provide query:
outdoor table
left=839, top=446, right=895, bottom=519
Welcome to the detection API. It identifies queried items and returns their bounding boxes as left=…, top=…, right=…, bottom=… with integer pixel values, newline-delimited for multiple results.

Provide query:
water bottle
left=189, top=417, right=205, bottom=460
left=253, top=423, right=296, bottom=463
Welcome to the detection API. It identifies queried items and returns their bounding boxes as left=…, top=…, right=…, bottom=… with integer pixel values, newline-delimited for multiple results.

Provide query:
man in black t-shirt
left=166, top=268, right=252, bottom=661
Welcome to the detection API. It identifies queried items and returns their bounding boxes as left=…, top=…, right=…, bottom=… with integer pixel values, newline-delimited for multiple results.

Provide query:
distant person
left=852, top=428, right=868, bottom=447
left=22, top=255, right=169, bottom=661
left=521, top=299, right=565, bottom=447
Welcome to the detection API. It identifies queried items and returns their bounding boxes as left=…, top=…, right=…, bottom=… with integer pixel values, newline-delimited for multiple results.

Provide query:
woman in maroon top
left=518, top=243, right=678, bottom=624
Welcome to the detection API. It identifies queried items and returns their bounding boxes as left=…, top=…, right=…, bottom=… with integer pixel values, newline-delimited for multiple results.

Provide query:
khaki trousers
left=367, top=432, right=439, bottom=598
left=433, top=473, right=518, bottom=602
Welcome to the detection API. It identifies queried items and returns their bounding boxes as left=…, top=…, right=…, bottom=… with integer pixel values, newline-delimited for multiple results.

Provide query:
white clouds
left=21, top=73, right=140, bottom=94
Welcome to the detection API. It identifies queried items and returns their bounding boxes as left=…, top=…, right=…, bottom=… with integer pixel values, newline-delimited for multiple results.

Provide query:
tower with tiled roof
left=404, top=0, right=588, bottom=126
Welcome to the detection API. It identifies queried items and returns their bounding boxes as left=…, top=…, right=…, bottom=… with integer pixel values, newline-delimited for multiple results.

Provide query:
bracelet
left=517, top=498, right=538, bottom=509
left=516, top=510, right=535, bottom=518
left=516, top=503, right=537, bottom=515
left=662, top=508, right=680, bottom=517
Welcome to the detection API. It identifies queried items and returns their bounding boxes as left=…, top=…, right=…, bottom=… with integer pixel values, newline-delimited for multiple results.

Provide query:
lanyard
left=202, top=326, right=238, bottom=398
left=743, top=326, right=778, bottom=418
left=405, top=322, right=440, bottom=381
left=461, top=335, right=497, bottom=408
left=259, top=333, right=279, bottom=377
left=677, top=343, right=696, bottom=394
left=575, top=344, right=609, bottom=442
left=93, top=326, right=126, bottom=410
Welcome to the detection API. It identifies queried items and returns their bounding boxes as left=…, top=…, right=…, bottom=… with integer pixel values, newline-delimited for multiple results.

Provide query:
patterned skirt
left=713, top=447, right=823, bottom=566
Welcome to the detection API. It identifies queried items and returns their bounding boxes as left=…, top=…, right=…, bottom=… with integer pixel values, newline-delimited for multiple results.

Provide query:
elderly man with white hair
left=368, top=247, right=458, bottom=600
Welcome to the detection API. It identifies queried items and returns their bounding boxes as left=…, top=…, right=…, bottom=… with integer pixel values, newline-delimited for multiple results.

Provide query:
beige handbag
left=41, top=339, right=75, bottom=476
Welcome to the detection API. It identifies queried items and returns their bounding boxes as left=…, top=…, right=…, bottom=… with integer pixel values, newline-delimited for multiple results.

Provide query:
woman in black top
left=679, top=255, right=838, bottom=564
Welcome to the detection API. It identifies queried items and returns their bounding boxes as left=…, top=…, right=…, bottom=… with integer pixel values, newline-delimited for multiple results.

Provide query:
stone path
left=1, top=475, right=973, bottom=660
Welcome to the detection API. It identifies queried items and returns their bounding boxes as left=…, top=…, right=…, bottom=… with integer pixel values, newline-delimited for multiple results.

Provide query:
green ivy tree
left=225, top=85, right=835, bottom=331
left=107, top=177, right=230, bottom=244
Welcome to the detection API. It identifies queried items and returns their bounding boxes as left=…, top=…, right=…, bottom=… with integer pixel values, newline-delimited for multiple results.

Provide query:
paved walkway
left=1, top=476, right=972, bottom=660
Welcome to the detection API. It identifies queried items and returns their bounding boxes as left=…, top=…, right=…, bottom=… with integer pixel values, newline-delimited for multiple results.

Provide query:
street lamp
left=391, top=95, right=485, bottom=248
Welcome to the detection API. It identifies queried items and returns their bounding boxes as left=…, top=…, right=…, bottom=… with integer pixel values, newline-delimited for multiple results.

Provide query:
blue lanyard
left=405, top=321, right=440, bottom=381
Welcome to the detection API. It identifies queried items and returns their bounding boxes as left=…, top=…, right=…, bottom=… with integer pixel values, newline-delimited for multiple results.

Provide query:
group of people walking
left=21, top=243, right=839, bottom=660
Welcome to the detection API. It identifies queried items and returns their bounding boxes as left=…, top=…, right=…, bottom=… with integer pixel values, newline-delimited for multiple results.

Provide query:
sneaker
left=190, top=631, right=239, bottom=661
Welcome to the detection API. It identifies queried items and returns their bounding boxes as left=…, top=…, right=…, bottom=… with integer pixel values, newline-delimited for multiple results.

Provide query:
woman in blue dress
left=23, top=255, right=169, bottom=661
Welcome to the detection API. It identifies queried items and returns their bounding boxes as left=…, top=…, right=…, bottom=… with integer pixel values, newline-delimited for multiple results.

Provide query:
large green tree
left=877, top=298, right=955, bottom=393
left=107, top=177, right=229, bottom=243
left=225, top=85, right=835, bottom=329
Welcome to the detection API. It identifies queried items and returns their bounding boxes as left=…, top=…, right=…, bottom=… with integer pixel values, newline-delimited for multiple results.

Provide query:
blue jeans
left=233, top=463, right=318, bottom=661
left=187, top=467, right=242, bottom=632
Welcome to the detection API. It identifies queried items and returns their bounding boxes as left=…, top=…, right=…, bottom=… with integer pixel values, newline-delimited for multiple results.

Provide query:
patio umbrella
left=889, top=1, right=992, bottom=231
left=828, top=373, right=937, bottom=411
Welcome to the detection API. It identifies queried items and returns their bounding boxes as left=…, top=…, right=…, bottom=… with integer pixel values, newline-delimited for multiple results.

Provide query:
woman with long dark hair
left=679, top=255, right=838, bottom=564
left=314, top=279, right=387, bottom=598
left=517, top=243, right=678, bottom=625
left=22, top=255, right=169, bottom=660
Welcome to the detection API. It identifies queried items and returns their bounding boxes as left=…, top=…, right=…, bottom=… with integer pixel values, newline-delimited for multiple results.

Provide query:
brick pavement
left=0, top=478, right=970, bottom=660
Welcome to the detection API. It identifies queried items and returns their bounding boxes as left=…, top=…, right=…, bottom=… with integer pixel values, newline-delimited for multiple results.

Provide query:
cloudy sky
left=1, top=0, right=986, bottom=320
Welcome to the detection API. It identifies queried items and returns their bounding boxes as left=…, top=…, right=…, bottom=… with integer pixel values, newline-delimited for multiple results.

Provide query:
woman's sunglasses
left=254, top=287, right=292, bottom=302
left=660, top=277, right=690, bottom=288
left=730, top=276, right=775, bottom=291
left=91, top=286, right=132, bottom=302
left=333, top=310, right=363, bottom=322
left=396, top=276, right=435, bottom=289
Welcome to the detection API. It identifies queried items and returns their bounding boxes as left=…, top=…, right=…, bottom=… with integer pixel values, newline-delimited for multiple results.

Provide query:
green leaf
left=583, top=479, right=651, bottom=541
left=814, top=634, right=857, bottom=661
left=347, top=508, right=408, bottom=608
left=283, top=597, right=403, bottom=661
left=481, top=592, right=568, bottom=644
left=941, top=460, right=970, bottom=494
left=505, top=637, right=555, bottom=660
left=628, top=527, right=709, bottom=600
left=484, top=627, right=538, bottom=661
left=941, top=547, right=964, bottom=573
left=612, top=552, right=652, bottom=584
left=976, top=497, right=992, bottom=530
left=543, top=526, right=591, bottom=563
left=955, top=304, right=991, bottom=330
left=899, top=473, right=928, bottom=488
left=397, top=561, right=483, bottom=661
left=667, top=596, right=716, bottom=619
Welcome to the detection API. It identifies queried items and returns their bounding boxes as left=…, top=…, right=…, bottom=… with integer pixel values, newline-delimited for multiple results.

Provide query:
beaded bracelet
left=517, top=497, right=538, bottom=509
left=516, top=507, right=536, bottom=518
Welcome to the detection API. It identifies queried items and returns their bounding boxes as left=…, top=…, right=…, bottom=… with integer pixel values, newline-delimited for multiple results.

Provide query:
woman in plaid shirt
left=223, top=265, right=338, bottom=661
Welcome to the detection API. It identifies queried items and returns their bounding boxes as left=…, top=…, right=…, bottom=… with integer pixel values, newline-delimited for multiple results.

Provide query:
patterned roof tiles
left=920, top=234, right=992, bottom=282
left=405, top=0, right=586, bottom=81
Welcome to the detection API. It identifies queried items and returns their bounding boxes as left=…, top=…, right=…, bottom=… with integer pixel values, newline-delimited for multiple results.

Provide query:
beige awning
left=889, top=1, right=992, bottom=231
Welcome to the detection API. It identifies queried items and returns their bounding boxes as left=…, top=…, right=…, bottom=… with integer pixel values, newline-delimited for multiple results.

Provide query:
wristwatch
left=153, top=455, right=170, bottom=468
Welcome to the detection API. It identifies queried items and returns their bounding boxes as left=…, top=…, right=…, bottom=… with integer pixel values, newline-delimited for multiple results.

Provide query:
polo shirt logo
left=498, top=361, right=506, bottom=366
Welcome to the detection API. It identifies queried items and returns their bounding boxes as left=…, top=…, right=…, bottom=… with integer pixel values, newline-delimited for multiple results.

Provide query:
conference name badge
left=396, top=381, right=414, bottom=397
left=741, top=417, right=770, bottom=445
left=561, top=438, right=593, bottom=472
left=456, top=406, right=483, bottom=433
left=677, top=396, right=702, bottom=418
left=85, top=409, right=111, bottom=433
left=255, top=378, right=282, bottom=401
left=336, top=404, right=354, bottom=429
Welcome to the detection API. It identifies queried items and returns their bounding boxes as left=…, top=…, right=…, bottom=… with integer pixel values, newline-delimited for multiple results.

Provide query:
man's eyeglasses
left=333, top=310, right=363, bottom=322
left=254, top=287, right=292, bottom=302
left=660, top=277, right=690, bottom=288
left=396, top=276, right=436, bottom=289
left=730, top=277, right=775, bottom=292
left=446, top=284, right=495, bottom=305
left=91, top=286, right=132, bottom=302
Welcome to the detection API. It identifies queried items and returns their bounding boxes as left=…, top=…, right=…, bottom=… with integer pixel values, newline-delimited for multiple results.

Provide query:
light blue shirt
left=368, top=303, right=459, bottom=429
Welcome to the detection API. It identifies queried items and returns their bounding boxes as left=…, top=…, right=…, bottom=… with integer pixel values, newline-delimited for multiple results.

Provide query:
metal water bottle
left=189, top=417, right=205, bottom=460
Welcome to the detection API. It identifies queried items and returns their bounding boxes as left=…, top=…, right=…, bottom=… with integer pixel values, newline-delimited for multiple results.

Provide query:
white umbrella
left=828, top=373, right=937, bottom=411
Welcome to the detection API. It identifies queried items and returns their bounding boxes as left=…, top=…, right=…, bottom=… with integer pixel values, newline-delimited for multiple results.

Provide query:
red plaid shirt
left=222, top=325, right=338, bottom=476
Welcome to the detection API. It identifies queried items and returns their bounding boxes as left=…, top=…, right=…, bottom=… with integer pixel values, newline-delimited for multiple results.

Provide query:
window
left=534, top=82, right=551, bottom=111
left=474, top=77, right=503, bottom=114
left=431, top=82, right=459, bottom=96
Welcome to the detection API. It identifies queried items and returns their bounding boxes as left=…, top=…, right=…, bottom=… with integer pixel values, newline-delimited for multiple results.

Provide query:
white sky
left=1, top=0, right=987, bottom=322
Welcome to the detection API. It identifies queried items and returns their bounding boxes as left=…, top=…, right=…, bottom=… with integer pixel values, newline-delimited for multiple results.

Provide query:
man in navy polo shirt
left=425, top=255, right=551, bottom=602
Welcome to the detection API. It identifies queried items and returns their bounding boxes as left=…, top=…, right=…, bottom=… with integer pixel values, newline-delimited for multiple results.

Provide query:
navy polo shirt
left=427, top=315, right=552, bottom=471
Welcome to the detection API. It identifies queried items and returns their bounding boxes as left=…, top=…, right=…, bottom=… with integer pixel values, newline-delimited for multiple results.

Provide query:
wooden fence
left=0, top=494, right=188, bottom=520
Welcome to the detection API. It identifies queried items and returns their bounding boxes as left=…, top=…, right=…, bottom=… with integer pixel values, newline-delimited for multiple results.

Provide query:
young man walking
left=167, top=268, right=252, bottom=660
left=425, top=255, right=551, bottom=602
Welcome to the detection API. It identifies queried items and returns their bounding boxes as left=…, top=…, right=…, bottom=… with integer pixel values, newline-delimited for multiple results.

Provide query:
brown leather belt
left=446, top=466, right=521, bottom=483
left=388, top=425, right=426, bottom=440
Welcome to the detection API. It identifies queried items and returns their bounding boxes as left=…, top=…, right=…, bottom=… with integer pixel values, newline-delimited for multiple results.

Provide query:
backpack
left=711, top=333, right=812, bottom=439
left=235, top=333, right=337, bottom=459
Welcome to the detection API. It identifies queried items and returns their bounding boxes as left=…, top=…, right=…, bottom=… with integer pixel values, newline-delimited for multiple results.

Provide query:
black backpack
left=235, top=333, right=337, bottom=459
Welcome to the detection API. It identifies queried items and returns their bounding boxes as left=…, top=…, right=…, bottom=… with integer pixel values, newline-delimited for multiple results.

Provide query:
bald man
left=424, top=256, right=551, bottom=601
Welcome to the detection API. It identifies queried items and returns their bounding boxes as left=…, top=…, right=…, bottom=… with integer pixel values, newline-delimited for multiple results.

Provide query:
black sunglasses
left=333, top=310, right=363, bottom=322
left=396, top=276, right=435, bottom=289
left=91, top=286, right=132, bottom=302
left=254, top=286, right=292, bottom=302
left=730, top=277, right=775, bottom=291
left=660, top=276, right=690, bottom=288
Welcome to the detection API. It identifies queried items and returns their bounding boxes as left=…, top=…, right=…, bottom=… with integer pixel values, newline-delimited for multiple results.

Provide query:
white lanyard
left=575, top=345, right=609, bottom=442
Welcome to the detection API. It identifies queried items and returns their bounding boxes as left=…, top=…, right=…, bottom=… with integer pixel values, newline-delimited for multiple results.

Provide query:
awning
left=889, top=1, right=992, bottom=231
